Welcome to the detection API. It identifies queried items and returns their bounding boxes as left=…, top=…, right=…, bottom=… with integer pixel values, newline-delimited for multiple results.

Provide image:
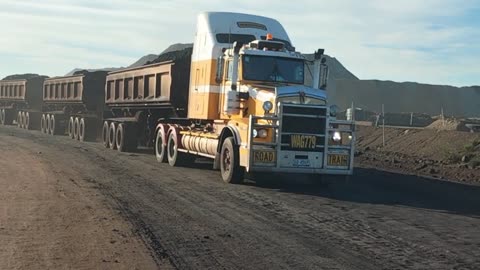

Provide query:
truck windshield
left=242, top=55, right=304, bottom=84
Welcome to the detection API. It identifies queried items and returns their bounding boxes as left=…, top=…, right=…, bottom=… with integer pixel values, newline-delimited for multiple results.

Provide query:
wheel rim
left=116, top=124, right=122, bottom=149
left=50, top=115, right=55, bottom=134
left=68, top=118, right=73, bottom=137
left=222, top=148, right=231, bottom=173
left=109, top=123, right=116, bottom=149
left=46, top=115, right=50, bottom=132
left=79, top=119, right=85, bottom=140
left=25, top=113, right=29, bottom=129
left=74, top=118, right=79, bottom=139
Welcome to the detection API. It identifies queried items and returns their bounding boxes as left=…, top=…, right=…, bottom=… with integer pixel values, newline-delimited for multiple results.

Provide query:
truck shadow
left=251, top=168, right=480, bottom=218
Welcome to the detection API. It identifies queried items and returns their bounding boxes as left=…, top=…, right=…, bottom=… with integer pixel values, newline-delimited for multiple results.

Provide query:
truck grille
left=280, top=104, right=327, bottom=152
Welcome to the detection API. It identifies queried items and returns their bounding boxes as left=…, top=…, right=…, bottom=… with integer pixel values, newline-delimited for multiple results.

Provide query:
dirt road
left=1, top=125, right=479, bottom=270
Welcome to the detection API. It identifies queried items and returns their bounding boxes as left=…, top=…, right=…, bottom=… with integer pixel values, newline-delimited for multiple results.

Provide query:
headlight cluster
left=329, top=131, right=353, bottom=145
left=253, top=128, right=268, bottom=138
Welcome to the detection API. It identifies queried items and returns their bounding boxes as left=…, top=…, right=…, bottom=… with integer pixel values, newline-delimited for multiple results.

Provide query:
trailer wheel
left=24, top=112, right=30, bottom=130
left=19, top=111, right=25, bottom=129
left=67, top=117, right=74, bottom=139
left=16, top=111, right=22, bottom=128
left=109, top=122, right=117, bottom=149
left=0, top=109, right=4, bottom=125
left=115, top=123, right=127, bottom=152
left=49, top=114, right=56, bottom=135
left=41, top=114, right=46, bottom=133
left=155, top=128, right=167, bottom=163
left=73, top=117, right=80, bottom=140
left=79, top=118, right=92, bottom=142
left=45, top=114, right=51, bottom=133
left=102, top=121, right=109, bottom=148
left=220, top=137, right=244, bottom=184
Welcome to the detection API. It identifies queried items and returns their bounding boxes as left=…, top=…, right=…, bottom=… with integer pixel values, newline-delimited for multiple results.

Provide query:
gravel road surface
left=1, top=125, right=479, bottom=269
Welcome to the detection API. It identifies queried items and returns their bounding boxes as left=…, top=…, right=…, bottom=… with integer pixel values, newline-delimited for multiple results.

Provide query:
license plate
left=327, top=154, right=349, bottom=167
left=290, top=135, right=316, bottom=149
left=253, top=151, right=276, bottom=164
left=293, top=159, right=310, bottom=167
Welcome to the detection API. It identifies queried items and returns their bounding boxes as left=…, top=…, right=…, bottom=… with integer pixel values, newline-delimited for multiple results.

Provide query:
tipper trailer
left=41, top=71, right=107, bottom=141
left=0, top=75, right=47, bottom=129
left=103, top=12, right=356, bottom=183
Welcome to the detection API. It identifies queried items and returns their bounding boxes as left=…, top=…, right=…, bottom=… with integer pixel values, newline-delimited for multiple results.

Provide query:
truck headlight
left=253, top=129, right=268, bottom=138
left=257, top=129, right=268, bottom=138
left=332, top=131, right=342, bottom=142
left=263, top=101, right=273, bottom=113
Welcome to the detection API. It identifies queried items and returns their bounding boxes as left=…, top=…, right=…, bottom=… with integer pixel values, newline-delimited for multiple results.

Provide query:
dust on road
left=1, top=125, right=480, bottom=270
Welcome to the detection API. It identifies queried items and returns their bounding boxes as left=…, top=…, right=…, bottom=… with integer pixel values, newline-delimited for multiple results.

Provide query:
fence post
left=382, top=104, right=385, bottom=147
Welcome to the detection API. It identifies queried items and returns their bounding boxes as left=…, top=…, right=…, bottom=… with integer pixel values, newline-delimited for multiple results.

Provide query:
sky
left=0, top=0, right=479, bottom=87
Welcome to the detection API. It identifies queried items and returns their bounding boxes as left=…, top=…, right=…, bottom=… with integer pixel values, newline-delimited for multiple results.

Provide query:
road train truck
left=0, top=75, right=47, bottom=129
left=40, top=71, right=107, bottom=141
left=102, top=12, right=355, bottom=183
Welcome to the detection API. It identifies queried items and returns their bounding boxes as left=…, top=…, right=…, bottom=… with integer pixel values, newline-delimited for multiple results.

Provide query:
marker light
left=266, top=33, right=273, bottom=40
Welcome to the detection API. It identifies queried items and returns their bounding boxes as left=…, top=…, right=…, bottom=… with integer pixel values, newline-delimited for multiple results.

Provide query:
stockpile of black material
left=3, top=74, right=48, bottom=80
left=146, top=47, right=193, bottom=65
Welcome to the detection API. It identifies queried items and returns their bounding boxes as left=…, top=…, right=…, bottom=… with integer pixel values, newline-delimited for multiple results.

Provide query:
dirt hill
left=356, top=126, right=480, bottom=184
left=334, top=80, right=480, bottom=117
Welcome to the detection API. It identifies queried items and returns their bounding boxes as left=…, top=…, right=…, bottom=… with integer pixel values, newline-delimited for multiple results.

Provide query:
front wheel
left=220, top=137, right=244, bottom=184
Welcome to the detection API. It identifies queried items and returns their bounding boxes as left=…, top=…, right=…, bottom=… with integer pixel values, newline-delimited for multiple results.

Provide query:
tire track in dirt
left=2, top=125, right=480, bottom=270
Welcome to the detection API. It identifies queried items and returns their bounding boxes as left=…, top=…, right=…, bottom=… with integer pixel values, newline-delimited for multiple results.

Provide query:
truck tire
left=167, top=131, right=193, bottom=166
left=155, top=128, right=167, bottom=163
left=73, top=117, right=80, bottom=140
left=24, top=112, right=30, bottom=130
left=49, top=114, right=56, bottom=135
left=78, top=118, right=86, bottom=142
left=109, top=122, right=117, bottom=149
left=115, top=123, right=127, bottom=152
left=20, top=111, right=26, bottom=129
left=45, top=114, right=51, bottom=134
left=67, top=117, right=74, bottom=139
left=220, top=137, right=244, bottom=184
left=17, top=111, right=22, bottom=128
left=41, top=114, right=47, bottom=133
left=102, top=121, right=109, bottom=148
